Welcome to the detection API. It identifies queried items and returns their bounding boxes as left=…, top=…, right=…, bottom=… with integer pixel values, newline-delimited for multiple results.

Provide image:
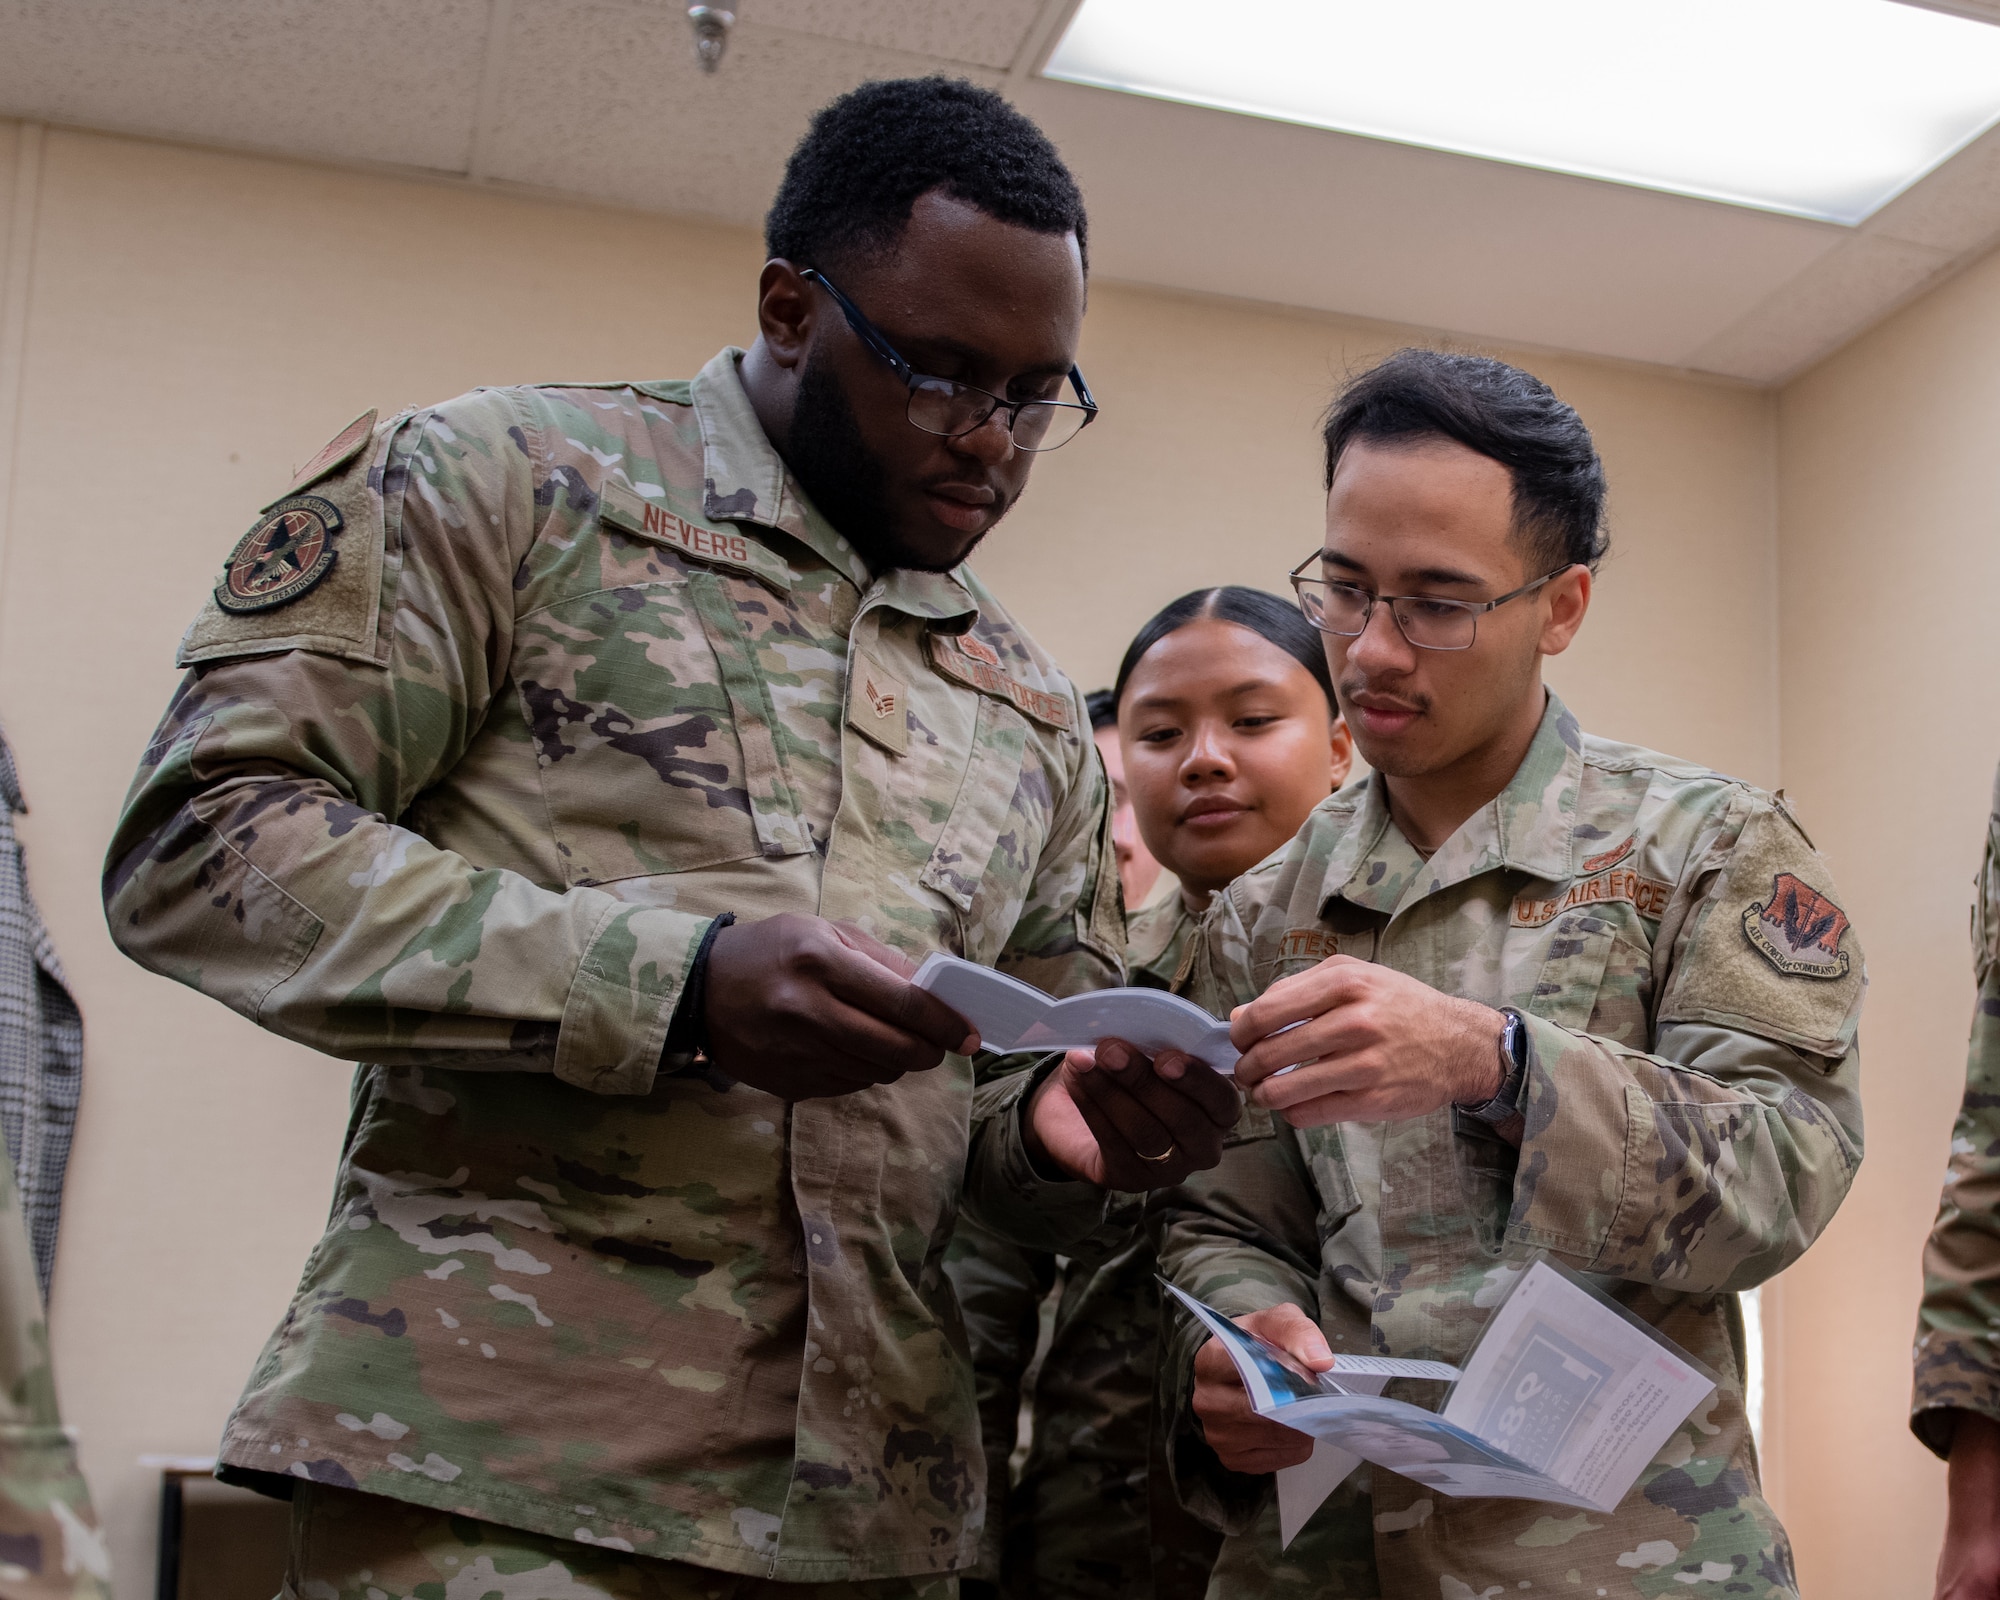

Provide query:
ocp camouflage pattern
left=949, top=893, right=1218, bottom=1600
left=1912, top=758, right=2000, bottom=1454
left=284, top=1480, right=956, bottom=1600
left=103, top=349, right=1127, bottom=1582
left=0, top=1135, right=109, bottom=1597
left=1157, top=696, right=1866, bottom=1598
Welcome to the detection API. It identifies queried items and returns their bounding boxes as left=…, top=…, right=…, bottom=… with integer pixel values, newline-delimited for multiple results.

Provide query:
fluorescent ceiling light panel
left=1044, top=0, right=2000, bottom=224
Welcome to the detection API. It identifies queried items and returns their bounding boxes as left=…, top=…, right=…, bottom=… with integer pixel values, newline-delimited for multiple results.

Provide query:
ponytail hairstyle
left=1112, top=587, right=1335, bottom=711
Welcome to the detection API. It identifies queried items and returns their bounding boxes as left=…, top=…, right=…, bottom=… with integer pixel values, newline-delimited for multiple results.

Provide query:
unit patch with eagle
left=1743, top=870, right=1852, bottom=979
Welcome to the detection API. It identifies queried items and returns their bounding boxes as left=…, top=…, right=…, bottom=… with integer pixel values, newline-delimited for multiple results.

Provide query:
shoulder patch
left=926, top=631, right=1074, bottom=732
left=1742, top=872, right=1852, bottom=980
left=215, top=495, right=344, bottom=613
left=598, top=479, right=790, bottom=592
left=179, top=416, right=402, bottom=669
left=271, top=410, right=376, bottom=503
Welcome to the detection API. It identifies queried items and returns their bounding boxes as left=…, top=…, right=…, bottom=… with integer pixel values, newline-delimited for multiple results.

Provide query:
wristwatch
left=1457, top=1007, right=1529, bottom=1128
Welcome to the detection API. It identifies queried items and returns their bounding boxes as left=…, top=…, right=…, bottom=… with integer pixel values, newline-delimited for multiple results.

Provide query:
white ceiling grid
left=1, top=0, right=1996, bottom=384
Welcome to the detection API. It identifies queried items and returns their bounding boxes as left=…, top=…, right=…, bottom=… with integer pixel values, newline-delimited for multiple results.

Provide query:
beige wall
left=0, top=118, right=1794, bottom=1588
left=1771, top=245, right=2000, bottom=1597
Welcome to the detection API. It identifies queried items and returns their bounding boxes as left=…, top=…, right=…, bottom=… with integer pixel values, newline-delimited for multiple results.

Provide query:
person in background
left=1912, top=762, right=2000, bottom=1600
left=954, top=590, right=1351, bottom=1600
left=1089, top=688, right=1165, bottom=912
left=953, top=684, right=1168, bottom=1600
left=1150, top=348, right=1864, bottom=1598
left=1113, top=592, right=1354, bottom=1001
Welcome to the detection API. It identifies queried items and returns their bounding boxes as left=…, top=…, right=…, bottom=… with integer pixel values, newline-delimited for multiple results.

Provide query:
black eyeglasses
left=800, top=268, right=1098, bottom=452
left=1289, top=551, right=1572, bottom=652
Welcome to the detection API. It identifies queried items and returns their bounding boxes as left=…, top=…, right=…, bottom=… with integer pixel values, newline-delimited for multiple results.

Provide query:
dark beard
left=782, top=351, right=985, bottom=574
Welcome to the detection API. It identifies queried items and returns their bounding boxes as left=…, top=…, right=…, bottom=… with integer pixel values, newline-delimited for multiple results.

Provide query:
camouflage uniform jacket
left=1912, top=758, right=2000, bottom=1454
left=1125, top=894, right=1197, bottom=994
left=1158, top=696, right=1866, bottom=1597
left=102, top=349, right=1126, bottom=1581
left=996, top=894, right=1208, bottom=1599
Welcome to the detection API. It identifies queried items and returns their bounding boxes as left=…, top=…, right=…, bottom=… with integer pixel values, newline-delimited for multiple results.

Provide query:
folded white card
left=911, top=953, right=1239, bottom=1074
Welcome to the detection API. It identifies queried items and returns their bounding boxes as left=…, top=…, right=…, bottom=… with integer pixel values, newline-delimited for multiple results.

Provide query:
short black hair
left=1085, top=689, right=1118, bottom=731
left=1322, top=349, right=1608, bottom=573
left=1112, top=588, right=1336, bottom=711
left=766, top=78, right=1088, bottom=276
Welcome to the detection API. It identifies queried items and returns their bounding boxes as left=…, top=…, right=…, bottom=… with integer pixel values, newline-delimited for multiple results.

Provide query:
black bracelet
left=662, top=912, right=735, bottom=1061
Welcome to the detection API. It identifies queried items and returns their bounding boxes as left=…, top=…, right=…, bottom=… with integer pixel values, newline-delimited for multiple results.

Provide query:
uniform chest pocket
left=1300, top=1124, right=1364, bottom=1233
left=513, top=578, right=800, bottom=886
left=1522, top=910, right=1651, bottom=1043
left=917, top=695, right=1047, bottom=963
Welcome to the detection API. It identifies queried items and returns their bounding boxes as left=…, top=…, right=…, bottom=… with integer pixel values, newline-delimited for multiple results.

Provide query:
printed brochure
left=1165, top=1257, right=1717, bottom=1545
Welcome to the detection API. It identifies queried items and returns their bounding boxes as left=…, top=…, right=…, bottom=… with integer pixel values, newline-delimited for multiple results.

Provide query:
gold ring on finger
left=1139, top=1142, right=1178, bottom=1163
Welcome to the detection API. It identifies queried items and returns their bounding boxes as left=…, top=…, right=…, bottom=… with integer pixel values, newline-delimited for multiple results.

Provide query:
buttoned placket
left=1311, top=700, right=1588, bottom=1362
left=691, top=351, right=1011, bottom=1567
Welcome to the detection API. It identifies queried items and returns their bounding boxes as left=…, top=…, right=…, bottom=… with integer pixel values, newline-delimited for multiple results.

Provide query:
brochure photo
left=1164, top=1256, right=1718, bottom=1544
left=911, top=952, right=1239, bottom=1073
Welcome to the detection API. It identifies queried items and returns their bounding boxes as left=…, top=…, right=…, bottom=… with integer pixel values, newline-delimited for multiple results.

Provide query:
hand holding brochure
left=911, top=953, right=1239, bottom=1074
left=1166, top=1257, right=1716, bottom=1545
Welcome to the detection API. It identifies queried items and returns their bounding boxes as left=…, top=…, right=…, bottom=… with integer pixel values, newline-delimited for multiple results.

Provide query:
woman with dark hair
left=980, top=589, right=1351, bottom=1600
left=1113, top=587, right=1352, bottom=991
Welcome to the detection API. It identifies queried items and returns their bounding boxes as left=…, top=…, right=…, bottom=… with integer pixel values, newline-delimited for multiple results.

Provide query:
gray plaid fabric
left=0, top=731, right=81, bottom=1297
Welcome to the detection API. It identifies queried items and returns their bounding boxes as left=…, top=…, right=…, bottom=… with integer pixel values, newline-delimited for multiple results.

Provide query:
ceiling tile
left=481, top=0, right=994, bottom=221
left=1016, top=79, right=1844, bottom=369
left=748, top=0, right=1047, bottom=70
left=3, top=0, right=1998, bottom=381
left=1867, top=121, right=2000, bottom=254
left=0, top=0, right=486, bottom=172
left=1686, top=234, right=1956, bottom=382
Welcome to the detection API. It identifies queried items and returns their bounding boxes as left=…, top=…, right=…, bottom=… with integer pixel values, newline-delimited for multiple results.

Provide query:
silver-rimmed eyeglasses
left=1289, top=551, right=1571, bottom=652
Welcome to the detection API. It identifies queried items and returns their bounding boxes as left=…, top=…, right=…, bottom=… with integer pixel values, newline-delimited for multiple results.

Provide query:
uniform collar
left=690, top=347, right=979, bottom=629
left=1322, top=692, right=1584, bottom=919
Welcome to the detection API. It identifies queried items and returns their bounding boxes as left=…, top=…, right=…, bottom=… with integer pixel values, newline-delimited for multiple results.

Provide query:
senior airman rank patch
left=847, top=652, right=910, bottom=756
left=215, top=495, right=344, bottom=613
left=1743, top=871, right=1851, bottom=979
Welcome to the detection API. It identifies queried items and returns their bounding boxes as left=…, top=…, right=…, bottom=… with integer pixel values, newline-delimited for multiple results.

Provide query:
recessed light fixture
left=1043, top=0, right=2000, bottom=225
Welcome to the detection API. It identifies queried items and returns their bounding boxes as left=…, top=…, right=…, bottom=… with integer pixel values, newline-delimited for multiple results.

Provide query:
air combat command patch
left=216, top=495, right=344, bottom=613
left=1743, top=870, right=1851, bottom=979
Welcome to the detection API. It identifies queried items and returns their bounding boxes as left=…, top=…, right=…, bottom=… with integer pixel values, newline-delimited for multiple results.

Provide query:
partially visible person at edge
left=0, top=1130, right=109, bottom=1598
left=1912, top=760, right=2000, bottom=1600
left=1141, top=349, right=1865, bottom=1597
left=1092, top=687, right=1165, bottom=913
left=100, top=78, right=1239, bottom=1600
left=952, top=592, right=1352, bottom=1600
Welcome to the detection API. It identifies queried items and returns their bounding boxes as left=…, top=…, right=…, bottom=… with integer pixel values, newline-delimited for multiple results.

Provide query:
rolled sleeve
left=554, top=903, right=715, bottom=1095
